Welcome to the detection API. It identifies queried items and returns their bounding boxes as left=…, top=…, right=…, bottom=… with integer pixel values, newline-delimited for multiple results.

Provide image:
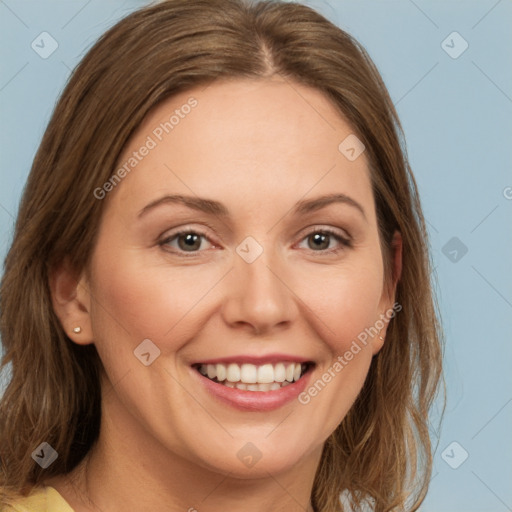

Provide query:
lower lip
left=192, top=367, right=313, bottom=411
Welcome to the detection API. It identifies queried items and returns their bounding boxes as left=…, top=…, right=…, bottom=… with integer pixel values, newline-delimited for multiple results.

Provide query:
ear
left=48, top=257, right=94, bottom=345
left=373, top=230, right=403, bottom=355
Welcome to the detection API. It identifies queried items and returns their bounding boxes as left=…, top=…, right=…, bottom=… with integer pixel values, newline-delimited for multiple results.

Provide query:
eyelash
left=158, top=226, right=352, bottom=257
left=298, top=227, right=353, bottom=253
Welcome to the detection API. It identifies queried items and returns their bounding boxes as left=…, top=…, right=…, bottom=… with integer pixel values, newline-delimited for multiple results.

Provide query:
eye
left=159, top=226, right=352, bottom=257
left=297, top=228, right=352, bottom=254
left=160, top=229, right=214, bottom=254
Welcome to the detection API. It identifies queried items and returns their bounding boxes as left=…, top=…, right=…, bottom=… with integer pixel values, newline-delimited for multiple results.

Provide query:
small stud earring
left=73, top=327, right=82, bottom=334
left=379, top=335, right=384, bottom=341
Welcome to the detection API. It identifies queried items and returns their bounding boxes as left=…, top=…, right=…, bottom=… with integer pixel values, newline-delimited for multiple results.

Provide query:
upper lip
left=191, top=354, right=313, bottom=366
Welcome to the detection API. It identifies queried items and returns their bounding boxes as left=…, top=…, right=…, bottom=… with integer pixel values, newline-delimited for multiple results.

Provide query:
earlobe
left=48, top=258, right=93, bottom=345
left=371, top=333, right=385, bottom=356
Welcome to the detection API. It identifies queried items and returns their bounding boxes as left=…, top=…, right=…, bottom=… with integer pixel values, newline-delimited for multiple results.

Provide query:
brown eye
left=307, top=232, right=331, bottom=250
left=161, top=230, right=212, bottom=254
left=297, top=228, right=352, bottom=254
left=177, top=232, right=202, bottom=251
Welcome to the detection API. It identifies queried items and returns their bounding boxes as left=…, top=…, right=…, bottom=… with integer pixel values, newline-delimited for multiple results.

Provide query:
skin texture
left=48, top=77, right=401, bottom=512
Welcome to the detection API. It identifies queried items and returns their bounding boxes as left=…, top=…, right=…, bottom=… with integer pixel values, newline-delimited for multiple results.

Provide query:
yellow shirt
left=2, top=486, right=74, bottom=512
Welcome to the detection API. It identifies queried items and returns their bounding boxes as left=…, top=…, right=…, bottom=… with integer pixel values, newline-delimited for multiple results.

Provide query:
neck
left=50, top=386, right=321, bottom=512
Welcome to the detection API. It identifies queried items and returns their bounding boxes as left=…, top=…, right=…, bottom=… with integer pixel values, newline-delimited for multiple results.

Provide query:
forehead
left=108, top=78, right=374, bottom=219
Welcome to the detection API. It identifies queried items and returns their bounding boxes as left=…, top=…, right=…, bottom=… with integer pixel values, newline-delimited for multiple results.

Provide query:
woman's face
left=75, top=78, right=398, bottom=477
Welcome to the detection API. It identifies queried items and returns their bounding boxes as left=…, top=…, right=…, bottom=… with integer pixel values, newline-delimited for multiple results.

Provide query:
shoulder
left=2, top=486, right=74, bottom=512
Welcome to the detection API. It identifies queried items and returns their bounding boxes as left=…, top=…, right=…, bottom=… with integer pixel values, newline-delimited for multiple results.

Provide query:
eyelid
left=159, top=222, right=217, bottom=242
left=158, top=224, right=219, bottom=255
left=294, top=225, right=352, bottom=253
left=295, top=223, right=351, bottom=244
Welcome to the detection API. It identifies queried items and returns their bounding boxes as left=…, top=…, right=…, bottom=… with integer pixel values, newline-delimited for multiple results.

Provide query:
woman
left=0, top=0, right=443, bottom=510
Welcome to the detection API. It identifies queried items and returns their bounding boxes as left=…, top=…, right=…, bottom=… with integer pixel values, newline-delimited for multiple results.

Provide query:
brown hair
left=0, top=1, right=443, bottom=510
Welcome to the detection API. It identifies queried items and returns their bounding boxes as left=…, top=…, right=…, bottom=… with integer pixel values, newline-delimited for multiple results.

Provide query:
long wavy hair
left=0, top=1, right=443, bottom=510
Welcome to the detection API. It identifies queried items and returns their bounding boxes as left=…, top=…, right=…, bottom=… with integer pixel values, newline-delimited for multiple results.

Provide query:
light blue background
left=1, top=1, right=511, bottom=511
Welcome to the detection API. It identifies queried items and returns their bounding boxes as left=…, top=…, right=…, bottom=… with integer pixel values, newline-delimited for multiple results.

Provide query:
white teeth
left=226, top=363, right=240, bottom=382
left=257, top=364, right=275, bottom=384
left=285, top=363, right=295, bottom=382
left=197, top=361, right=308, bottom=390
left=216, top=364, right=226, bottom=382
left=242, top=383, right=274, bottom=391
left=274, top=363, right=286, bottom=382
left=240, top=364, right=258, bottom=384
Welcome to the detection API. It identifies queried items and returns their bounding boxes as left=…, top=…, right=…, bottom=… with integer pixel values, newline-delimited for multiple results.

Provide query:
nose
left=221, top=247, right=298, bottom=335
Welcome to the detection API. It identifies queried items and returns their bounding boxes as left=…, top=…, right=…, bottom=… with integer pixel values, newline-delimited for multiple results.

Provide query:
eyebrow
left=138, top=193, right=366, bottom=220
left=294, top=193, right=366, bottom=220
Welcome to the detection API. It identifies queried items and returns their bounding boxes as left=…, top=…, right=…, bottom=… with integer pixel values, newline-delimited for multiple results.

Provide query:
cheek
left=298, top=256, right=384, bottom=353
left=293, top=257, right=384, bottom=435
left=87, top=244, right=226, bottom=353
left=86, top=248, right=220, bottom=410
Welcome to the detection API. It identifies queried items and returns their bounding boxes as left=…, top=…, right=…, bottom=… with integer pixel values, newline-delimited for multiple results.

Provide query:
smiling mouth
left=193, top=361, right=315, bottom=391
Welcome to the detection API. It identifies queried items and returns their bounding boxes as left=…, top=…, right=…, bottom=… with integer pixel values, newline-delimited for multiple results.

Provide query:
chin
left=189, top=435, right=319, bottom=478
